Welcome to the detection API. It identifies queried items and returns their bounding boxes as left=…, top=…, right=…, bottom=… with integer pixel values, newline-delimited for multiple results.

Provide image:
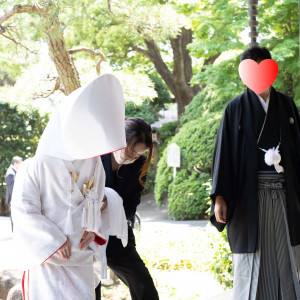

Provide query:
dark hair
left=240, top=46, right=272, bottom=62
left=121, top=117, right=153, bottom=187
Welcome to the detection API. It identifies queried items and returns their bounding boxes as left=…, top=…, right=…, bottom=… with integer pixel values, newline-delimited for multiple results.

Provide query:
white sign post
left=167, top=143, right=180, bottom=179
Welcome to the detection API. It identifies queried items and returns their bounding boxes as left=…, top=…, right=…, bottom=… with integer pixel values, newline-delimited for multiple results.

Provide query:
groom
left=210, top=46, right=300, bottom=300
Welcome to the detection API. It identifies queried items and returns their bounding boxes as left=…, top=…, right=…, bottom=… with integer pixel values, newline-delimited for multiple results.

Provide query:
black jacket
left=101, top=154, right=146, bottom=257
left=101, top=154, right=146, bottom=219
left=210, top=87, right=300, bottom=253
left=5, top=165, right=16, bottom=205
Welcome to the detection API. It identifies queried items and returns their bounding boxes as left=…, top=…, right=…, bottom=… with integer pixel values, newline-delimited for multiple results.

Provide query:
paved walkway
left=0, top=217, right=19, bottom=270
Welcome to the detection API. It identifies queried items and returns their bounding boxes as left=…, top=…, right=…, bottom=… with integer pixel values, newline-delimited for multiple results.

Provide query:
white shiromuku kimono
left=11, top=74, right=127, bottom=300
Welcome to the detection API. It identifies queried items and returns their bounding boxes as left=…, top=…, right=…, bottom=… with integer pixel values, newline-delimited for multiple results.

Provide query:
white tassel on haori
left=261, top=144, right=284, bottom=173
left=64, top=207, right=74, bottom=235
left=64, top=176, right=75, bottom=235
left=82, top=187, right=99, bottom=232
left=81, top=206, right=87, bottom=227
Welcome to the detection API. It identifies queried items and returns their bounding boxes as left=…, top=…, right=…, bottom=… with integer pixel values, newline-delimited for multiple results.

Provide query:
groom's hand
left=214, top=195, right=227, bottom=224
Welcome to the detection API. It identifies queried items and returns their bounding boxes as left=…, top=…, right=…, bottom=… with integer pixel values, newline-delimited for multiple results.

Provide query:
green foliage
left=154, top=148, right=172, bottom=202
left=158, top=121, right=178, bottom=142
left=125, top=100, right=160, bottom=124
left=157, top=120, right=178, bottom=157
left=148, top=74, right=171, bottom=110
left=0, top=2, right=44, bottom=80
left=187, top=56, right=245, bottom=119
left=187, top=0, right=299, bottom=107
left=0, top=102, right=49, bottom=196
left=208, top=229, right=233, bottom=289
left=125, top=74, right=171, bottom=124
left=258, top=0, right=299, bottom=104
left=67, top=0, right=188, bottom=70
left=168, top=171, right=210, bottom=220
left=188, top=0, right=247, bottom=62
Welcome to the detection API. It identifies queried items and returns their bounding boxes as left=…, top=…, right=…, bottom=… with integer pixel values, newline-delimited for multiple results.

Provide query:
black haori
left=210, top=87, right=300, bottom=253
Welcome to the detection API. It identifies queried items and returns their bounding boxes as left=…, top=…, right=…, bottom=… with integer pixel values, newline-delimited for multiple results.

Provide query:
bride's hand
left=100, top=194, right=107, bottom=214
left=79, top=231, right=95, bottom=250
left=58, top=238, right=71, bottom=260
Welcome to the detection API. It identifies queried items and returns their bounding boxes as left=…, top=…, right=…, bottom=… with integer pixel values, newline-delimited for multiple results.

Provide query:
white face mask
left=113, top=150, right=135, bottom=165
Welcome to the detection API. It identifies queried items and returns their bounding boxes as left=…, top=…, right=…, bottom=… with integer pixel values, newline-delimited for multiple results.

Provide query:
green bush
left=125, top=74, right=171, bottom=125
left=125, top=99, right=161, bottom=124
left=157, top=120, right=178, bottom=157
left=0, top=102, right=49, bottom=203
left=154, top=148, right=173, bottom=202
left=204, top=179, right=233, bottom=288
left=168, top=171, right=211, bottom=220
left=181, top=59, right=244, bottom=125
left=208, top=229, right=233, bottom=289
left=158, top=121, right=178, bottom=142
left=155, top=113, right=221, bottom=205
left=154, top=113, right=222, bottom=219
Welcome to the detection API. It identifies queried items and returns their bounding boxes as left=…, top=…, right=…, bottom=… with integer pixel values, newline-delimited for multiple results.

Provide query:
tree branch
left=143, top=39, right=178, bottom=98
left=68, top=47, right=106, bottom=75
left=107, top=0, right=112, bottom=14
left=131, top=45, right=151, bottom=59
left=33, top=77, right=63, bottom=99
left=0, top=32, right=35, bottom=54
left=0, top=25, right=6, bottom=33
left=68, top=47, right=105, bottom=58
left=0, top=4, right=42, bottom=26
left=203, top=53, right=221, bottom=66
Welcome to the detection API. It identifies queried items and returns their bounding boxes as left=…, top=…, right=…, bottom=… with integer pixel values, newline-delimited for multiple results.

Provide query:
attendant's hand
left=214, top=195, right=227, bottom=224
left=58, top=238, right=71, bottom=260
left=79, top=231, right=95, bottom=250
left=100, top=194, right=107, bottom=214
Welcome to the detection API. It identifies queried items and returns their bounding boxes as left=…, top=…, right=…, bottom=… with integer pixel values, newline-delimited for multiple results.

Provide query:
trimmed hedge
left=168, top=171, right=211, bottom=220
left=0, top=102, right=48, bottom=214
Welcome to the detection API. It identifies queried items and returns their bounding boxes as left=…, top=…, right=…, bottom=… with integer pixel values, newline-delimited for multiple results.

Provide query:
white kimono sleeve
left=11, top=159, right=67, bottom=270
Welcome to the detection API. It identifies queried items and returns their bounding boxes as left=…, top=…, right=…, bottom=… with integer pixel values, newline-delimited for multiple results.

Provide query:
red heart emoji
left=239, top=59, right=278, bottom=94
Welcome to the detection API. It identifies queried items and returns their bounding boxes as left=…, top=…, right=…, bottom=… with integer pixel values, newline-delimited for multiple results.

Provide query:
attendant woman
left=96, top=117, right=159, bottom=300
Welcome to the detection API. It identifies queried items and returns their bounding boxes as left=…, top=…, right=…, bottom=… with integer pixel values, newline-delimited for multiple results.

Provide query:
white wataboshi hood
left=36, top=74, right=126, bottom=160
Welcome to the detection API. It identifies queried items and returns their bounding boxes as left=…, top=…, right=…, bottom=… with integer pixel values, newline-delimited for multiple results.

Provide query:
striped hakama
left=233, top=173, right=300, bottom=300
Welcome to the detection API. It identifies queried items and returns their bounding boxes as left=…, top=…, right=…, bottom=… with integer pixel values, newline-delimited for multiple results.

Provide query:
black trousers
left=95, top=228, right=159, bottom=300
left=8, top=204, right=13, bottom=232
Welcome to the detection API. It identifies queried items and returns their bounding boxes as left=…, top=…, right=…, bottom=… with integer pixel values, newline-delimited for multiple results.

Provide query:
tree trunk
left=144, top=28, right=200, bottom=118
left=170, top=28, right=199, bottom=117
left=42, top=5, right=80, bottom=95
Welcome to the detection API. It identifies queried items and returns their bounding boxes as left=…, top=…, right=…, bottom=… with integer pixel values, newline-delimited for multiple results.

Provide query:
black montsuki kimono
left=210, top=87, right=300, bottom=253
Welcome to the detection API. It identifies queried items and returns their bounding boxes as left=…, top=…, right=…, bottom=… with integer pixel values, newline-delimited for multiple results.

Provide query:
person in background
left=5, top=156, right=22, bottom=231
left=96, top=117, right=159, bottom=300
